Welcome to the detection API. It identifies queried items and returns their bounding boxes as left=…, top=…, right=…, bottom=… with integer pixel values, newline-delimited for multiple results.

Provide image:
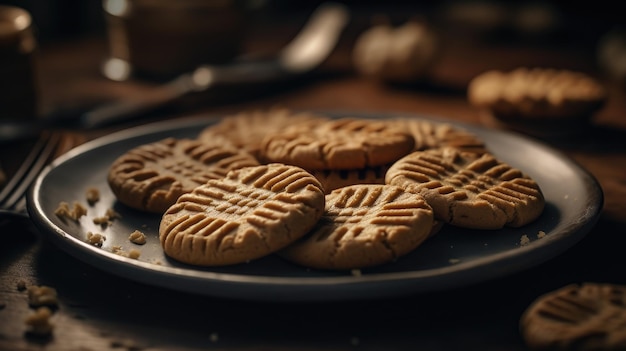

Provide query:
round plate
left=27, top=112, right=603, bottom=301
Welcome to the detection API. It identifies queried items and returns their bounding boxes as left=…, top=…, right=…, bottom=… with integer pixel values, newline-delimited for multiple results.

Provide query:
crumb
left=448, top=258, right=461, bottom=264
left=128, top=249, right=141, bottom=259
left=129, top=230, right=146, bottom=245
left=111, top=245, right=123, bottom=254
left=210, top=332, right=219, bottom=342
left=86, top=232, right=106, bottom=247
left=17, top=280, right=27, bottom=291
left=350, top=269, right=362, bottom=277
left=54, top=201, right=87, bottom=221
left=105, top=208, right=121, bottom=220
left=85, top=187, right=100, bottom=205
left=25, top=307, right=54, bottom=336
left=537, top=230, right=546, bottom=239
left=93, top=216, right=111, bottom=228
left=27, top=286, right=58, bottom=307
left=520, top=234, right=531, bottom=246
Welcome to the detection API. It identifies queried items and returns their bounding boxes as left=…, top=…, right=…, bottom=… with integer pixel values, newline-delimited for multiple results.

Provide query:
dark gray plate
left=27, top=112, right=603, bottom=301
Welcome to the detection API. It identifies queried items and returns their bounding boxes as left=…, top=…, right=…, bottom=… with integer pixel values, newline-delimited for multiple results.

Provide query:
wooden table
left=2, top=5, right=625, bottom=350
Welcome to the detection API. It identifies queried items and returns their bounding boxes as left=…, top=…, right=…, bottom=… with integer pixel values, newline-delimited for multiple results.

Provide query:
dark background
left=1, top=0, right=624, bottom=45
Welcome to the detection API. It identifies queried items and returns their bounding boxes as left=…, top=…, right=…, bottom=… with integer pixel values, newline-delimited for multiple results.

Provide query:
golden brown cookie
left=261, top=117, right=415, bottom=170
left=197, top=107, right=330, bottom=161
left=467, top=67, right=607, bottom=137
left=390, top=118, right=488, bottom=154
left=108, top=138, right=259, bottom=213
left=279, top=184, right=434, bottom=270
left=159, top=163, right=325, bottom=266
left=385, top=147, right=544, bottom=229
left=520, top=283, right=626, bottom=351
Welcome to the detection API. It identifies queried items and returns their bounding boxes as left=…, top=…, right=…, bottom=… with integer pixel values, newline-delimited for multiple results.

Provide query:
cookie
left=467, top=67, right=607, bottom=137
left=159, top=163, right=325, bottom=266
left=279, top=184, right=434, bottom=270
left=520, top=283, right=626, bottom=351
left=261, top=117, right=415, bottom=170
left=108, top=138, right=259, bottom=213
left=197, top=107, right=330, bottom=160
left=385, top=147, right=544, bottom=229
left=390, top=118, right=488, bottom=154
left=309, top=164, right=390, bottom=194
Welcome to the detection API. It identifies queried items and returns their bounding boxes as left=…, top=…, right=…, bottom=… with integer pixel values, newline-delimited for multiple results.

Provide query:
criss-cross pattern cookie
left=108, top=138, right=259, bottom=213
left=385, top=147, right=544, bottom=229
left=159, top=163, right=325, bottom=266
left=197, top=107, right=330, bottom=161
left=261, top=117, right=415, bottom=170
left=279, top=184, right=434, bottom=270
left=389, top=118, right=488, bottom=154
left=520, top=283, right=626, bottom=351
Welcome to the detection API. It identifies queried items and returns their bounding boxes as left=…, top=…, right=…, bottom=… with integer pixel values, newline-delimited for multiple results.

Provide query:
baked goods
left=467, top=67, right=607, bottom=137
left=389, top=118, right=488, bottom=154
left=159, top=163, right=325, bottom=266
left=279, top=184, right=434, bottom=270
left=385, top=147, right=544, bottom=229
left=261, top=117, right=415, bottom=170
left=520, top=283, right=626, bottom=350
left=107, top=137, right=259, bottom=213
left=198, top=107, right=330, bottom=161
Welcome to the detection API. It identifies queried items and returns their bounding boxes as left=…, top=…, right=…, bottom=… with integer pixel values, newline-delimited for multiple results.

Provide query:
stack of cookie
left=107, top=107, right=545, bottom=270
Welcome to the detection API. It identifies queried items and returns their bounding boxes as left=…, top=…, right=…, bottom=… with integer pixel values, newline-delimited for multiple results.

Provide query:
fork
left=0, top=131, right=62, bottom=221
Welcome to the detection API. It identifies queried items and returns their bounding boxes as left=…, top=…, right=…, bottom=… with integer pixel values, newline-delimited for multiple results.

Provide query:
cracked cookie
left=520, top=283, right=626, bottom=351
left=108, top=138, right=259, bottom=213
left=279, top=184, right=434, bottom=270
left=385, top=147, right=544, bottom=229
left=159, top=163, right=325, bottom=266
left=260, top=117, right=415, bottom=170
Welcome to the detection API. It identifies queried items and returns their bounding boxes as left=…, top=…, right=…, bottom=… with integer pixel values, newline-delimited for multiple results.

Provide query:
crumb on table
left=85, top=187, right=100, bottom=205
left=27, top=286, right=58, bottom=307
left=25, top=307, right=54, bottom=336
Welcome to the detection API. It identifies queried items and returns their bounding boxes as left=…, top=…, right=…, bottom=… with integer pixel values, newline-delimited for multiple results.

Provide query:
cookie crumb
left=448, top=258, right=461, bottom=264
left=85, top=187, right=100, bottom=205
left=93, top=216, right=112, bottom=228
left=27, top=286, right=58, bottom=307
left=520, top=234, right=531, bottom=246
left=55, top=201, right=87, bottom=221
left=351, top=269, right=362, bottom=277
left=105, top=208, right=121, bottom=220
left=537, top=230, right=546, bottom=239
left=87, top=232, right=106, bottom=247
left=25, top=307, right=54, bottom=336
left=128, top=249, right=141, bottom=259
left=129, top=230, right=147, bottom=245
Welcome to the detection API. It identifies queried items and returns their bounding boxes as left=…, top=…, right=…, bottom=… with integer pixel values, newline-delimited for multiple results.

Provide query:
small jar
left=102, top=0, right=256, bottom=81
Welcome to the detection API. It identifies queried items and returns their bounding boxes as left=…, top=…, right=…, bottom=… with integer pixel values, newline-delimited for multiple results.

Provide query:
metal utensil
left=0, top=2, right=349, bottom=142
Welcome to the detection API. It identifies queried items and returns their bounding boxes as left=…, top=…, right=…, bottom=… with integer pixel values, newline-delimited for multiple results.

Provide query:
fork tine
left=0, top=131, right=61, bottom=212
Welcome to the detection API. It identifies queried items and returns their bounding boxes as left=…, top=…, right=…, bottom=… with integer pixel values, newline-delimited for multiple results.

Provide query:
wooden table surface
left=1, top=4, right=626, bottom=351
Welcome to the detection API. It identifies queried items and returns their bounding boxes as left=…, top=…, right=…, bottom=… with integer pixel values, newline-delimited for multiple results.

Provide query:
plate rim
left=27, top=111, right=604, bottom=300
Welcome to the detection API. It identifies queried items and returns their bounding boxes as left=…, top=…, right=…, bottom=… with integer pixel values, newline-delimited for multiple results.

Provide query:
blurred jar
left=0, top=5, right=38, bottom=119
left=102, top=0, right=262, bottom=81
